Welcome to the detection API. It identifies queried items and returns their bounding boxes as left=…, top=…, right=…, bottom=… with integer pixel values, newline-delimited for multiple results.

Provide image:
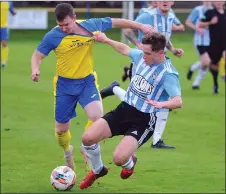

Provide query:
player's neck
left=153, top=55, right=166, bottom=65
left=158, top=8, right=169, bottom=16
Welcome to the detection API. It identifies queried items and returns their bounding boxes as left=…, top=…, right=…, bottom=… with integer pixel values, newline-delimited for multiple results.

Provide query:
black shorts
left=208, top=43, right=225, bottom=65
left=197, top=46, right=209, bottom=55
left=102, top=102, right=156, bottom=147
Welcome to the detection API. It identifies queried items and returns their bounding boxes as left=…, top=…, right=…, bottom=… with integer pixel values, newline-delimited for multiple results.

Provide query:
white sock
left=190, top=61, right=201, bottom=71
left=113, top=86, right=126, bottom=101
left=152, top=112, right=168, bottom=145
left=192, top=68, right=207, bottom=86
left=82, top=144, right=104, bottom=174
left=121, top=156, right=134, bottom=170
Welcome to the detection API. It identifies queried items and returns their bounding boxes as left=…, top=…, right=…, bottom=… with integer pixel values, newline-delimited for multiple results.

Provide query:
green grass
left=1, top=32, right=225, bottom=193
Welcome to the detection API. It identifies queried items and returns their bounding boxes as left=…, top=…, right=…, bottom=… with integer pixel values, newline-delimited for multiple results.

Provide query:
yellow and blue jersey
left=37, top=17, right=112, bottom=79
left=0, top=1, right=15, bottom=28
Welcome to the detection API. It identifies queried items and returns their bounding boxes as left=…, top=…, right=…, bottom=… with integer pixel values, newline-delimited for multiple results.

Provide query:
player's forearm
left=111, top=18, right=145, bottom=32
left=123, top=29, right=142, bottom=47
left=185, top=20, right=196, bottom=31
left=161, top=96, right=182, bottom=109
left=166, top=40, right=174, bottom=52
left=31, top=50, right=43, bottom=74
left=104, top=38, right=130, bottom=56
left=198, top=21, right=210, bottom=29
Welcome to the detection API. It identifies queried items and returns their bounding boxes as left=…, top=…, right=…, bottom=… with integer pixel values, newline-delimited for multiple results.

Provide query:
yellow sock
left=1, top=46, right=8, bottom=64
left=219, top=57, right=225, bottom=77
left=55, top=130, right=71, bottom=152
left=84, top=120, right=93, bottom=131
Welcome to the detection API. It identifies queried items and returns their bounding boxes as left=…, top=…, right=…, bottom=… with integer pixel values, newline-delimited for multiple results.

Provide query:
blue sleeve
left=37, top=31, right=58, bottom=56
left=128, top=49, right=143, bottom=64
left=80, top=17, right=112, bottom=33
left=173, top=16, right=181, bottom=25
left=187, top=8, right=199, bottom=24
left=135, top=12, right=154, bottom=26
left=9, top=2, right=15, bottom=15
left=163, top=73, right=181, bottom=97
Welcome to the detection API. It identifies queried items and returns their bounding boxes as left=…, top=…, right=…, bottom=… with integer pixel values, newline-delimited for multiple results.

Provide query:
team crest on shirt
left=132, top=75, right=154, bottom=95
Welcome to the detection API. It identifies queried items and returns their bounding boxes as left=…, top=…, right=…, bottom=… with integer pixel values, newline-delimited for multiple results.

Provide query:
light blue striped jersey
left=135, top=8, right=180, bottom=43
left=187, top=5, right=212, bottom=46
left=138, top=7, right=181, bottom=25
left=124, top=49, right=181, bottom=113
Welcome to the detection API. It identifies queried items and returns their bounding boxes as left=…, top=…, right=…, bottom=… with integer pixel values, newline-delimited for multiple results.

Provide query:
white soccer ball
left=50, top=166, right=76, bottom=191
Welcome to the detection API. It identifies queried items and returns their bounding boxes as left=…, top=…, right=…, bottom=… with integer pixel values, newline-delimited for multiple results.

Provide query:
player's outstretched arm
left=94, top=32, right=131, bottom=56
left=31, top=50, right=45, bottom=82
left=123, top=28, right=143, bottom=49
left=111, top=18, right=155, bottom=35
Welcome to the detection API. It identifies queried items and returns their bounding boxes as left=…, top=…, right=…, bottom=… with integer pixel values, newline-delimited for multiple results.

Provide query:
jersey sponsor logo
left=132, top=75, right=154, bottom=94
left=69, top=39, right=94, bottom=48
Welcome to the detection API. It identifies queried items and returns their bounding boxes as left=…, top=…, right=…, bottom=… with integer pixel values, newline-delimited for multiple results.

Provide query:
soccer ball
left=50, top=166, right=76, bottom=191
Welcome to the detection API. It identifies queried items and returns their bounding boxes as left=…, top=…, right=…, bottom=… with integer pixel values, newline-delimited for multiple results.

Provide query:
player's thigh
left=102, top=102, right=131, bottom=137
left=53, top=76, right=78, bottom=124
left=198, top=46, right=211, bottom=66
left=126, top=112, right=160, bottom=148
left=0, top=28, right=8, bottom=45
left=208, top=45, right=224, bottom=65
left=84, top=100, right=103, bottom=122
left=82, top=118, right=112, bottom=146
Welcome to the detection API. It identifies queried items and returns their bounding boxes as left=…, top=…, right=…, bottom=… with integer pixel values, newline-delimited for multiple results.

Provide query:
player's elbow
left=176, top=97, right=183, bottom=108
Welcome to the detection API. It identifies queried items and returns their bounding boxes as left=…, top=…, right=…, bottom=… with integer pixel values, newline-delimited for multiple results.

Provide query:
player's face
left=57, top=15, right=76, bottom=34
left=213, top=1, right=225, bottom=9
left=150, top=1, right=158, bottom=8
left=157, top=1, right=173, bottom=13
left=202, top=1, right=212, bottom=7
left=142, top=44, right=164, bottom=65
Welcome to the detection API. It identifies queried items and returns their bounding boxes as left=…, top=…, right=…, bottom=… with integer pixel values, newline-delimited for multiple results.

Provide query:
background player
left=199, top=1, right=226, bottom=94
left=186, top=1, right=213, bottom=90
left=0, top=1, right=16, bottom=68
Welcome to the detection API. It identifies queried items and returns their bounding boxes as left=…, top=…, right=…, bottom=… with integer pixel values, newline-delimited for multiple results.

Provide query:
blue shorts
left=53, top=74, right=101, bottom=123
left=0, top=28, right=9, bottom=41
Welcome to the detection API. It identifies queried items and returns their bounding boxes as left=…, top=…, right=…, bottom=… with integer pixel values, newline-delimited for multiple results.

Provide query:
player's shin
left=55, top=130, right=71, bottom=152
left=1, top=45, right=8, bottom=66
left=82, top=144, right=104, bottom=174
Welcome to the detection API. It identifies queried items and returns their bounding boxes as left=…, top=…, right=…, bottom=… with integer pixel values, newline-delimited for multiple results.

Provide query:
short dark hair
left=141, top=32, right=166, bottom=52
left=55, top=3, right=74, bottom=21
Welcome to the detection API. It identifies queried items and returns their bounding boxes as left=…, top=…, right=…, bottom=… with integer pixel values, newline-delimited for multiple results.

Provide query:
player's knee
left=113, top=151, right=127, bottom=166
left=82, top=131, right=96, bottom=146
left=87, top=111, right=103, bottom=122
left=1, top=40, right=7, bottom=47
left=55, top=121, right=70, bottom=134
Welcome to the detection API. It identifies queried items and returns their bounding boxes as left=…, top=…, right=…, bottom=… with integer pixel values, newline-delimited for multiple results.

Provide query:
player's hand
left=141, top=24, right=156, bottom=35
left=210, top=16, right=218, bottom=25
left=31, top=70, right=40, bottom=82
left=172, top=48, right=184, bottom=58
left=94, top=32, right=108, bottom=42
left=146, top=99, right=164, bottom=109
left=173, top=24, right=185, bottom=32
left=196, top=27, right=204, bottom=35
